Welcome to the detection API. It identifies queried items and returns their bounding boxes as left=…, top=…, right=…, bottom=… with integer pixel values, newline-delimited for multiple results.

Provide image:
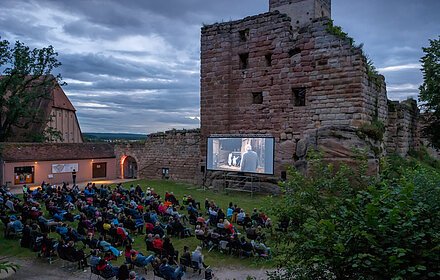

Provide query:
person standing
left=240, top=145, right=258, bottom=172
left=72, top=169, right=77, bottom=186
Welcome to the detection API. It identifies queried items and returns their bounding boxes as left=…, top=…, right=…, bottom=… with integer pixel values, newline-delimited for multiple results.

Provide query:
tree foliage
left=266, top=150, right=440, bottom=280
left=0, top=37, right=63, bottom=142
left=419, top=36, right=440, bottom=148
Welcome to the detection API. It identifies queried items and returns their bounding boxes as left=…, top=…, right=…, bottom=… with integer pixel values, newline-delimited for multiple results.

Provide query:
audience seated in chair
left=159, top=257, right=184, bottom=280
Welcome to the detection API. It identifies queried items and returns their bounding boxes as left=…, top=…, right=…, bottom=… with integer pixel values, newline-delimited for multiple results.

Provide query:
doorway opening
left=121, top=156, right=138, bottom=179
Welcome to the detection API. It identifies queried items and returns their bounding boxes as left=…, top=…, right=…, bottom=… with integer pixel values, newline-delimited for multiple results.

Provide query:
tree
left=419, top=37, right=440, bottom=149
left=0, top=37, right=64, bottom=142
left=266, top=151, right=440, bottom=280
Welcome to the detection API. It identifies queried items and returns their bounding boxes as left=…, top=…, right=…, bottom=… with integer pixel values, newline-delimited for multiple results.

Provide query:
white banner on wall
left=51, top=163, right=79, bottom=174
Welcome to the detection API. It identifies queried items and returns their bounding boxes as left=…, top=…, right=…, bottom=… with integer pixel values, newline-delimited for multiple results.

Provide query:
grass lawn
left=0, top=179, right=277, bottom=269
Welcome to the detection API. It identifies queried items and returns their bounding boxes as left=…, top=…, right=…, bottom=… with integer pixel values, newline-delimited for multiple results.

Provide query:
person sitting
left=180, top=246, right=191, bottom=267
left=145, top=221, right=154, bottom=234
left=130, top=250, right=155, bottom=267
left=135, top=216, right=144, bottom=235
left=157, top=203, right=167, bottom=215
left=20, top=224, right=32, bottom=248
left=223, top=219, right=235, bottom=235
left=62, top=240, right=88, bottom=269
left=228, top=234, right=242, bottom=255
left=116, top=223, right=132, bottom=245
left=5, top=197, right=16, bottom=212
left=208, top=207, right=218, bottom=226
left=246, top=227, right=258, bottom=240
left=159, top=257, right=184, bottom=280
left=129, top=270, right=146, bottom=280
left=96, top=258, right=119, bottom=277
left=152, top=221, right=165, bottom=237
left=152, top=234, right=163, bottom=253
left=29, top=207, right=43, bottom=220
left=145, top=233, right=155, bottom=252
left=165, top=192, right=178, bottom=206
left=38, top=216, right=59, bottom=232
left=191, top=246, right=208, bottom=272
left=99, top=236, right=122, bottom=258
left=195, top=225, right=205, bottom=237
left=251, top=208, right=260, bottom=223
left=6, top=215, right=23, bottom=237
left=117, top=264, right=130, bottom=280
left=84, top=186, right=95, bottom=197
left=252, top=237, right=271, bottom=257
left=242, top=214, right=252, bottom=229
left=236, top=209, right=245, bottom=225
left=84, top=232, right=100, bottom=249
left=240, top=237, right=254, bottom=258
left=89, top=249, right=101, bottom=267
left=265, top=218, right=273, bottom=228
left=162, top=236, right=178, bottom=264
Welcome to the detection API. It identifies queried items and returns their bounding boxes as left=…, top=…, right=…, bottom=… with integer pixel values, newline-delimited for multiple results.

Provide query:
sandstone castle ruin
left=1, top=0, right=424, bottom=190
left=116, top=0, right=420, bottom=187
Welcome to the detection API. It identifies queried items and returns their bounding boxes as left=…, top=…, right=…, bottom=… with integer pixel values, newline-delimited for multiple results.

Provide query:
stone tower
left=269, top=0, right=331, bottom=29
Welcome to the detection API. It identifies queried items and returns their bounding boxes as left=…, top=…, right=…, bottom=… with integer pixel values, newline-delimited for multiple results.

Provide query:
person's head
left=163, top=236, right=170, bottom=244
left=119, top=264, right=129, bottom=275
left=245, top=144, right=252, bottom=151
left=183, top=246, right=189, bottom=252
left=161, top=258, right=168, bottom=265
left=98, top=259, right=106, bottom=266
left=129, top=271, right=137, bottom=279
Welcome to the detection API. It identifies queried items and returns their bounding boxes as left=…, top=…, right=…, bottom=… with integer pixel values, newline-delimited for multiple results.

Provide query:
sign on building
left=52, top=163, right=79, bottom=174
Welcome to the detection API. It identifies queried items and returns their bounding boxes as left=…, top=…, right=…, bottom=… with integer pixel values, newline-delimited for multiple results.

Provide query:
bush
left=358, top=119, right=385, bottom=141
left=266, top=152, right=440, bottom=280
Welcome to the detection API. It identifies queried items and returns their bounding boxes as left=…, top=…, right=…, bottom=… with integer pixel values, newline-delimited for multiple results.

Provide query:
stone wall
left=114, top=129, right=201, bottom=184
left=269, top=0, right=331, bottom=28
left=200, top=12, right=383, bottom=178
left=386, top=99, right=420, bottom=156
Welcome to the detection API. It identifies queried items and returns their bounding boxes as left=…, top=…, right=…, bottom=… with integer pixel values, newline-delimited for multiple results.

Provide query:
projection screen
left=206, top=136, right=274, bottom=175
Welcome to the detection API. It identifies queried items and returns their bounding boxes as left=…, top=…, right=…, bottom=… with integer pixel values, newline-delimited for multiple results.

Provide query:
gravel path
left=2, top=258, right=270, bottom=280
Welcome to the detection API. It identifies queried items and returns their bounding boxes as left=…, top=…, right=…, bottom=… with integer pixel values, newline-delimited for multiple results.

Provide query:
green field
left=0, top=179, right=276, bottom=268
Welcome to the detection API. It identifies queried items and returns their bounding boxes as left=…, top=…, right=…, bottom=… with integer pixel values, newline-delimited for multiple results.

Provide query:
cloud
left=378, top=63, right=421, bottom=73
left=387, top=83, right=419, bottom=92
left=1, top=0, right=438, bottom=133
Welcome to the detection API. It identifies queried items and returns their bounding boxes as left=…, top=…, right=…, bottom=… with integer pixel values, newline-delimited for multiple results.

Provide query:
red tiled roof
left=0, top=143, right=115, bottom=162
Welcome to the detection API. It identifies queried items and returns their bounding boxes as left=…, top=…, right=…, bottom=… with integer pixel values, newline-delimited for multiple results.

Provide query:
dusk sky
left=1, top=0, right=438, bottom=134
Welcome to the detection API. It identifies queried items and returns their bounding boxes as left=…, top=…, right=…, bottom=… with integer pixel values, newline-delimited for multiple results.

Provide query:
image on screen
left=207, top=136, right=274, bottom=175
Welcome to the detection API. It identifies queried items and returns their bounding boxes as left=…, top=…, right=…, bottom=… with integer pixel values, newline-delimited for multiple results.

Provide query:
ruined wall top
left=269, top=0, right=331, bottom=29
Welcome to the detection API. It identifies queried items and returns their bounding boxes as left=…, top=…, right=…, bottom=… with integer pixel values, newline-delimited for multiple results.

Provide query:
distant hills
left=83, top=133, right=146, bottom=142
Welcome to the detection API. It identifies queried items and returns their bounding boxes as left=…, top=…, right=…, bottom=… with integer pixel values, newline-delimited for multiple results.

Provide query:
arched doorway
left=121, top=156, right=138, bottom=179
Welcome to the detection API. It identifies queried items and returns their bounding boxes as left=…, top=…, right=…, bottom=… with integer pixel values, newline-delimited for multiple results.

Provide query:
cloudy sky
left=1, top=0, right=438, bottom=134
